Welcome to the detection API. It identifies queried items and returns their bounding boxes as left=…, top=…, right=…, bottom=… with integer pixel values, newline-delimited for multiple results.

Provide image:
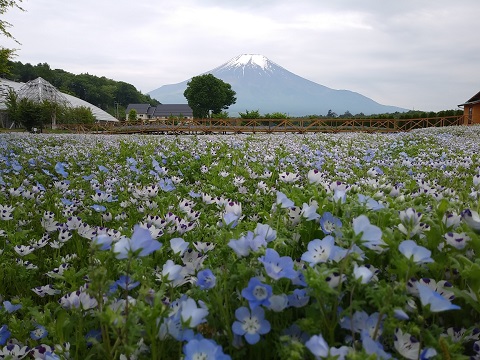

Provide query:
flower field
left=0, top=126, right=479, bottom=359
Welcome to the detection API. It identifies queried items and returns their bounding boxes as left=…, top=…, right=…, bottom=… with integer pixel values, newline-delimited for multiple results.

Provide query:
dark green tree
left=128, top=109, right=137, bottom=121
left=14, top=98, right=49, bottom=131
left=211, top=111, right=229, bottom=119
left=326, top=109, right=337, bottom=118
left=183, top=74, right=236, bottom=118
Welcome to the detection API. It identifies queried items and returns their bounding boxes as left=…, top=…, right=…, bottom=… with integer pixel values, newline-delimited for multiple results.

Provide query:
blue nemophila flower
left=161, top=259, right=185, bottom=286
left=319, top=212, right=342, bottom=235
left=353, top=215, right=387, bottom=252
left=183, top=338, right=231, bottom=360
left=267, top=294, right=289, bottom=312
left=115, top=275, right=140, bottom=290
left=301, top=202, right=320, bottom=221
left=416, top=283, right=460, bottom=312
left=276, top=191, right=294, bottom=208
left=0, top=325, right=11, bottom=345
left=258, top=248, right=296, bottom=280
left=91, top=204, right=106, bottom=212
left=398, top=240, right=434, bottom=264
left=179, top=298, right=209, bottom=328
left=92, top=234, right=113, bottom=250
left=232, top=306, right=271, bottom=345
left=60, top=197, right=73, bottom=206
left=340, top=311, right=383, bottom=337
left=170, top=237, right=189, bottom=255
left=228, top=231, right=266, bottom=257
left=333, top=189, right=347, bottom=203
left=2, top=301, right=22, bottom=313
left=42, top=350, right=61, bottom=360
left=305, top=334, right=329, bottom=358
left=113, top=225, right=162, bottom=259
left=223, top=212, right=240, bottom=228
left=98, top=165, right=109, bottom=173
left=159, top=178, right=175, bottom=192
left=301, top=236, right=346, bottom=267
left=30, top=324, right=48, bottom=340
left=361, top=330, right=391, bottom=359
left=393, top=309, right=409, bottom=320
left=282, top=324, right=310, bottom=344
left=196, top=269, right=216, bottom=290
left=287, top=288, right=310, bottom=308
left=54, top=162, right=68, bottom=178
left=357, top=194, right=385, bottom=211
left=254, top=223, right=277, bottom=243
left=241, top=277, right=272, bottom=309
left=420, top=348, right=438, bottom=359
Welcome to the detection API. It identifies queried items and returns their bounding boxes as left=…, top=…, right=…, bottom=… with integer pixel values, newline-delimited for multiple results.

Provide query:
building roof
left=17, top=77, right=71, bottom=106
left=458, top=90, right=480, bottom=107
left=153, top=104, right=193, bottom=117
left=0, top=78, right=118, bottom=122
left=0, top=78, right=23, bottom=111
left=125, top=103, right=152, bottom=114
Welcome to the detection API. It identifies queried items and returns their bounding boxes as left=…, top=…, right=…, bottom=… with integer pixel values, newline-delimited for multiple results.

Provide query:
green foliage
left=0, top=47, right=15, bottom=75
left=14, top=98, right=50, bottom=131
left=239, top=109, right=261, bottom=119
left=239, top=110, right=288, bottom=119
left=263, top=112, right=289, bottom=119
left=211, top=111, right=229, bottom=119
left=60, top=105, right=95, bottom=124
left=183, top=74, right=236, bottom=118
left=128, top=109, right=137, bottom=121
left=6, top=91, right=95, bottom=129
left=298, top=109, right=463, bottom=119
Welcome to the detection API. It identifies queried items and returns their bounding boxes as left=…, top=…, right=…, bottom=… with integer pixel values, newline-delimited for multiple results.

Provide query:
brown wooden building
left=459, top=90, right=480, bottom=124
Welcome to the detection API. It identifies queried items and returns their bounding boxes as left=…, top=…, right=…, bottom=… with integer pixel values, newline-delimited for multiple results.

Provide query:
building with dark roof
left=125, top=103, right=193, bottom=120
left=459, top=91, right=480, bottom=125
left=152, top=104, right=193, bottom=119
left=125, top=104, right=155, bottom=120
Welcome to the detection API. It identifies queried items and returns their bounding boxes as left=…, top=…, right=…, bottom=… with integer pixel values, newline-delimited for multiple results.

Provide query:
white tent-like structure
left=17, top=77, right=71, bottom=107
left=0, top=77, right=118, bottom=125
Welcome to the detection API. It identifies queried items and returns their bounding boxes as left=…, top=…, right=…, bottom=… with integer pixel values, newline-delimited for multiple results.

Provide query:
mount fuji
left=148, top=54, right=407, bottom=117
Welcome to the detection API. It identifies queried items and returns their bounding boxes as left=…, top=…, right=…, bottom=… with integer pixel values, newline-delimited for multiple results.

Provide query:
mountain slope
left=148, top=54, right=407, bottom=116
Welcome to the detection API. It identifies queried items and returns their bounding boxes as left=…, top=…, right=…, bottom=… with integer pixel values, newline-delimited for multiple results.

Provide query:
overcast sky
left=3, top=0, right=480, bottom=111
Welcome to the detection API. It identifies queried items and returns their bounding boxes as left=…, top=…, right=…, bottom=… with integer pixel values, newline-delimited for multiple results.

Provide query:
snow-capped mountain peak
left=214, top=54, right=285, bottom=75
left=224, top=54, right=271, bottom=70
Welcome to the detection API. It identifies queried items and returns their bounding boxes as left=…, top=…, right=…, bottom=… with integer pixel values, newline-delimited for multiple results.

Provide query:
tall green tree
left=128, top=109, right=137, bottom=121
left=183, top=74, right=236, bottom=118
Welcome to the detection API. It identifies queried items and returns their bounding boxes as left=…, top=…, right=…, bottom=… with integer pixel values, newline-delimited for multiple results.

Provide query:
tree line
left=237, top=108, right=463, bottom=119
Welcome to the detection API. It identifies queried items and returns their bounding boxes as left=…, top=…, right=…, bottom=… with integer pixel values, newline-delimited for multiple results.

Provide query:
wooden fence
left=56, top=115, right=465, bottom=134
